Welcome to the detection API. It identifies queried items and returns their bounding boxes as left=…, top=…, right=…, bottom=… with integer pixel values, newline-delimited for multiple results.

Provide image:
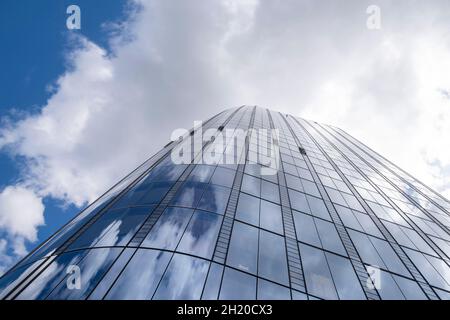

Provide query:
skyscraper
left=1, top=106, right=450, bottom=300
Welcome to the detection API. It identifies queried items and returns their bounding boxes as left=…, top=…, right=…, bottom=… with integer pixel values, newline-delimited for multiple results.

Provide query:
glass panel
left=186, top=165, right=215, bottom=183
left=95, top=206, right=155, bottom=247
left=285, top=174, right=304, bottom=192
left=177, top=210, right=223, bottom=259
left=258, top=230, right=289, bottom=286
left=147, top=162, right=187, bottom=182
left=138, top=182, right=172, bottom=205
left=405, top=248, right=450, bottom=291
left=171, top=182, right=207, bottom=208
left=299, top=244, right=338, bottom=300
left=393, top=274, right=427, bottom=300
left=197, top=185, right=231, bottom=215
left=288, top=190, right=310, bottom=214
left=292, top=290, right=308, bottom=300
left=306, top=195, right=331, bottom=221
left=235, top=193, right=259, bottom=226
left=201, top=263, right=223, bottom=300
left=260, top=200, right=283, bottom=235
left=219, top=267, right=256, bottom=300
left=261, top=180, right=280, bottom=204
left=241, top=174, right=260, bottom=197
left=153, top=254, right=209, bottom=300
left=105, top=249, right=172, bottom=300
left=210, top=167, right=235, bottom=188
left=257, top=279, right=290, bottom=300
left=302, top=179, right=320, bottom=198
left=142, top=207, right=193, bottom=250
left=348, top=230, right=386, bottom=269
left=315, top=219, right=346, bottom=256
left=354, top=211, right=383, bottom=238
left=0, top=259, right=46, bottom=299
left=293, top=211, right=321, bottom=247
left=46, top=248, right=121, bottom=300
left=88, top=248, right=135, bottom=299
left=370, top=237, right=410, bottom=277
left=68, top=209, right=134, bottom=250
left=376, top=269, right=405, bottom=300
left=325, top=252, right=365, bottom=300
left=112, top=182, right=171, bottom=209
left=227, top=222, right=258, bottom=274
left=17, top=250, right=88, bottom=300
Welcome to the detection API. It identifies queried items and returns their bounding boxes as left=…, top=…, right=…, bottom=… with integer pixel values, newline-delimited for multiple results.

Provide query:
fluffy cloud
left=0, top=186, right=44, bottom=273
left=1, top=0, right=450, bottom=272
left=0, top=186, right=44, bottom=241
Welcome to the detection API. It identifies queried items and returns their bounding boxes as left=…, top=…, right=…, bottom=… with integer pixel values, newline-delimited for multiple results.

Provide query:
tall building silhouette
left=1, top=106, right=450, bottom=300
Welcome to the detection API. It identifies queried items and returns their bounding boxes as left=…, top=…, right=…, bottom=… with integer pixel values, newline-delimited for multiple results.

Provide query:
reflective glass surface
left=4, top=106, right=450, bottom=300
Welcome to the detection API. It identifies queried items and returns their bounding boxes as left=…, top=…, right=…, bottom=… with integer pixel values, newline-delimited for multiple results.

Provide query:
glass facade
left=1, top=106, right=450, bottom=300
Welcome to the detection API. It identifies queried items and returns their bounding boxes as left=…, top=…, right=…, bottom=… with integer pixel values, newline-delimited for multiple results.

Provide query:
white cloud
left=0, top=186, right=45, bottom=274
left=1, top=0, right=450, bottom=272
left=0, top=186, right=44, bottom=242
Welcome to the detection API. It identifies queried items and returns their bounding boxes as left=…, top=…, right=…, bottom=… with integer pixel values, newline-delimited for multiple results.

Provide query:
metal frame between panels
left=315, top=123, right=450, bottom=265
left=212, top=106, right=256, bottom=265
left=267, top=110, right=306, bottom=294
left=1, top=106, right=244, bottom=300
left=333, top=126, right=450, bottom=215
left=295, top=117, right=440, bottom=300
left=328, top=126, right=450, bottom=235
left=281, top=114, right=381, bottom=300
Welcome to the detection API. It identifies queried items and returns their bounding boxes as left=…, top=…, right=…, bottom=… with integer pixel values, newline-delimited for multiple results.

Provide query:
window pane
left=201, top=263, right=223, bottom=300
left=325, top=252, right=365, bottom=300
left=187, top=165, right=215, bottom=183
left=376, top=270, right=405, bottom=300
left=46, top=248, right=121, bottom=300
left=293, top=211, right=321, bottom=247
left=210, top=167, right=235, bottom=188
left=142, top=207, right=193, bottom=250
left=197, top=185, right=231, bottom=215
left=68, top=208, right=134, bottom=250
left=348, top=230, right=386, bottom=268
left=105, top=249, right=172, bottom=300
left=315, top=219, right=346, bottom=256
left=260, top=200, right=283, bottom=235
left=405, top=248, right=450, bottom=291
left=17, top=250, right=88, bottom=299
left=153, top=254, right=209, bottom=300
left=354, top=211, right=383, bottom=238
left=235, top=193, right=259, bottom=226
left=138, top=182, right=172, bottom=205
left=0, top=260, right=45, bottom=299
left=288, top=190, right=310, bottom=214
left=241, top=174, right=260, bottom=197
left=258, top=230, right=289, bottom=286
left=393, top=274, right=427, bottom=300
left=302, top=179, right=320, bottom=198
left=257, top=279, right=290, bottom=300
left=219, top=267, right=256, bottom=300
left=95, top=206, right=155, bottom=247
left=177, top=210, right=222, bottom=259
left=306, top=195, right=331, bottom=221
left=261, top=180, right=280, bottom=204
left=370, top=237, right=410, bottom=277
left=147, top=162, right=187, bottom=182
left=227, top=222, right=258, bottom=274
left=88, top=248, right=135, bottom=300
left=286, top=175, right=304, bottom=192
left=299, top=244, right=338, bottom=300
left=171, top=182, right=207, bottom=208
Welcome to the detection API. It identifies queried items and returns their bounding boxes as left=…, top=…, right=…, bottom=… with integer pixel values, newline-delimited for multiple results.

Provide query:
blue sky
left=0, top=0, right=128, bottom=271
left=1, top=0, right=450, bottom=275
